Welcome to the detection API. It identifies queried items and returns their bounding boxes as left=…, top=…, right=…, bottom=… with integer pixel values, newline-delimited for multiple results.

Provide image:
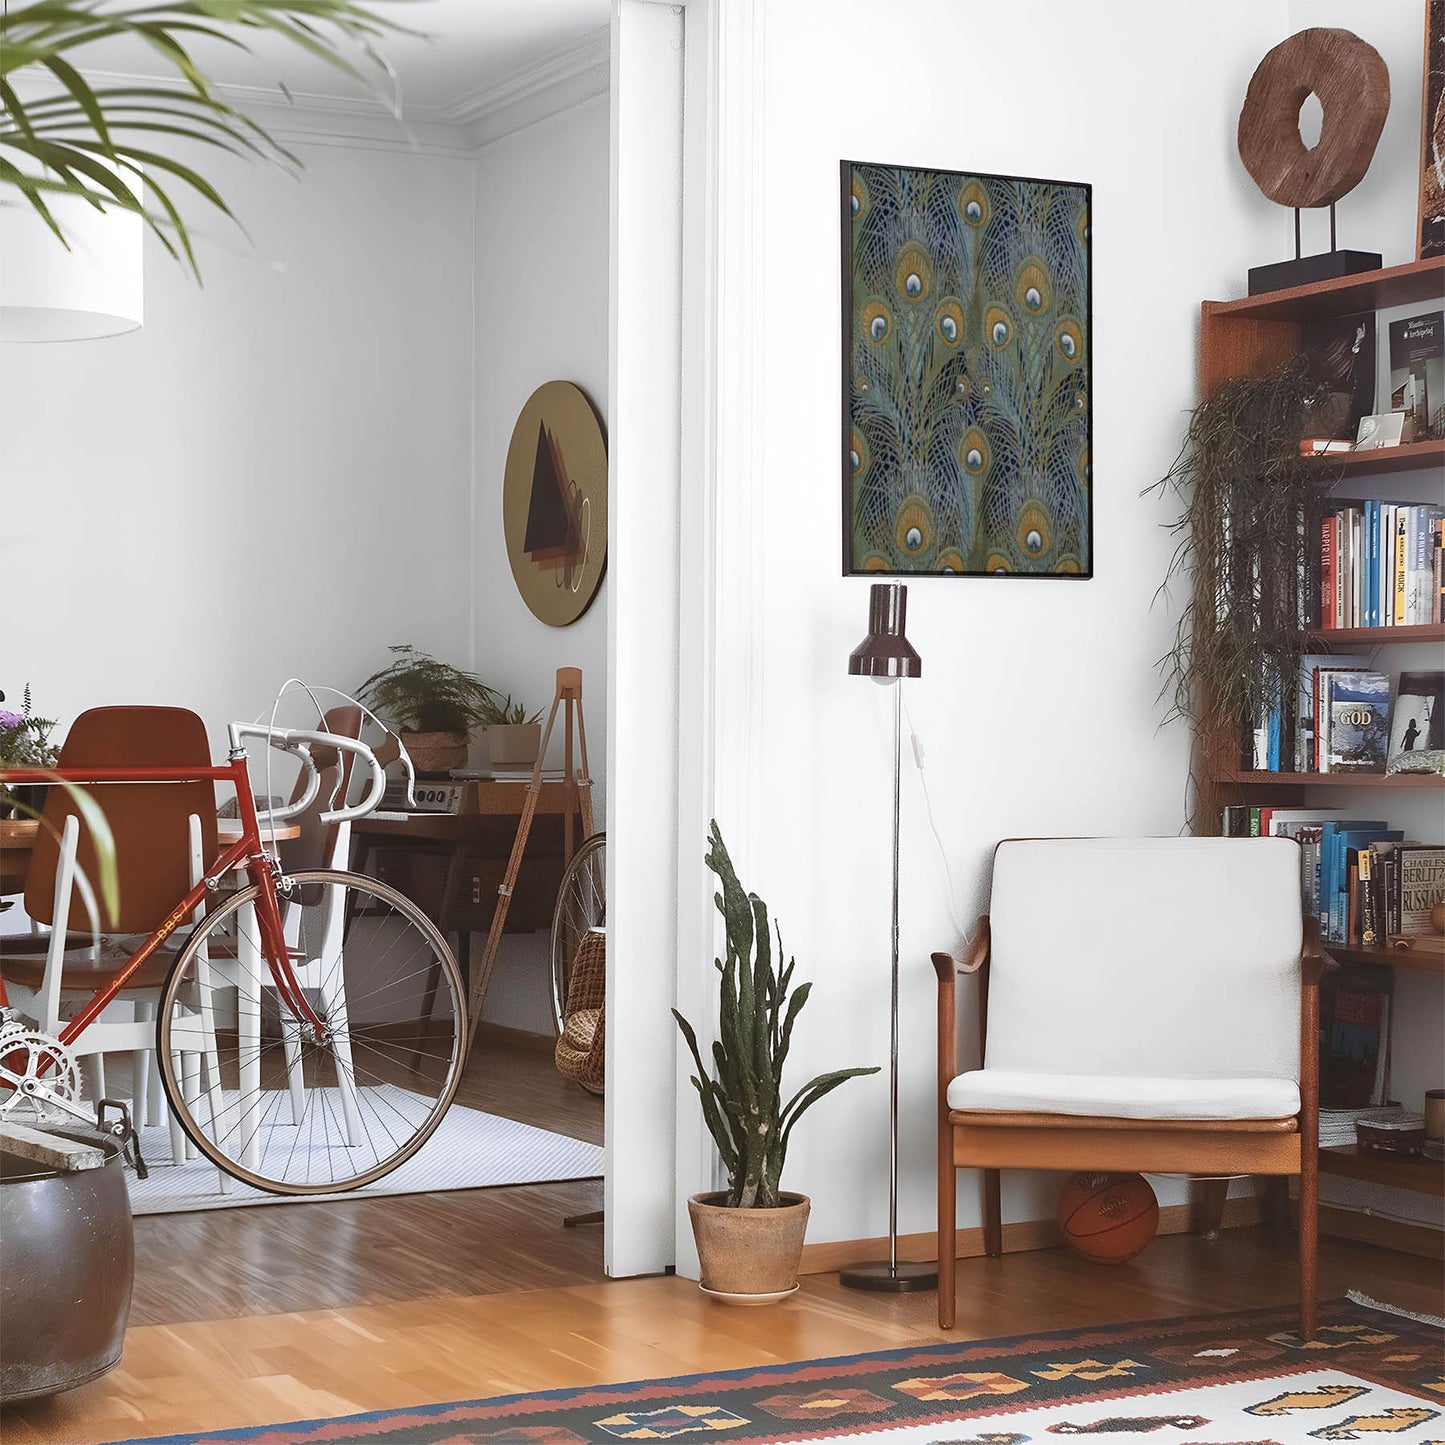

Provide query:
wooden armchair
left=933, top=837, right=1323, bottom=1338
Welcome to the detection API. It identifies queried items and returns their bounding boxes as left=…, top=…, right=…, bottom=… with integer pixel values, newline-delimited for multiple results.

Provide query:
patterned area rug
left=104, top=1296, right=1442, bottom=1445
left=126, top=1103, right=603, bottom=1214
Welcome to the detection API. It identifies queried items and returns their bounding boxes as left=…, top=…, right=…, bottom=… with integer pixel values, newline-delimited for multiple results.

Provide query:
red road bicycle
left=0, top=718, right=467, bottom=1194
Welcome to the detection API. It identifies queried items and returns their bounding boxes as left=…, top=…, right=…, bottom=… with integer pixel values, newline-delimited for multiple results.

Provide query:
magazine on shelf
left=1387, top=671, right=1444, bottom=767
left=1388, top=311, right=1443, bottom=440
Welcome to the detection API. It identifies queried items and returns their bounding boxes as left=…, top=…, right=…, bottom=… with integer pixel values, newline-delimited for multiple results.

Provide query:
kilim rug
left=105, top=1294, right=1442, bottom=1445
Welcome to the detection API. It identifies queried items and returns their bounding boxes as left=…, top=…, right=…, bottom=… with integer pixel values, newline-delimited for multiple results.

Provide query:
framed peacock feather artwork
left=842, top=160, right=1093, bottom=578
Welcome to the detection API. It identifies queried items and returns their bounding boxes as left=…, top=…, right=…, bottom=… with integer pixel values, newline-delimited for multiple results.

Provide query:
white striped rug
left=125, top=1101, right=603, bottom=1214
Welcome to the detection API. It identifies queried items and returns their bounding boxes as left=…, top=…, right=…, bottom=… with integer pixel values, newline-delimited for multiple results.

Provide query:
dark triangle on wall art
left=523, top=419, right=582, bottom=571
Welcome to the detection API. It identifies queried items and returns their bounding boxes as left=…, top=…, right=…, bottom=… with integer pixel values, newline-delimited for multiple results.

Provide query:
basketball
left=1056, top=1172, right=1159, bottom=1264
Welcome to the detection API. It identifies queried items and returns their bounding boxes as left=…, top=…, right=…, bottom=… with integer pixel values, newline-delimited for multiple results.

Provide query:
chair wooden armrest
left=932, top=917, right=990, bottom=1099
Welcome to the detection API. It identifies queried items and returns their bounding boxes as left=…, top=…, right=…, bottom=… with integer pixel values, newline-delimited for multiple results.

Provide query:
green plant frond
left=39, top=54, right=115, bottom=151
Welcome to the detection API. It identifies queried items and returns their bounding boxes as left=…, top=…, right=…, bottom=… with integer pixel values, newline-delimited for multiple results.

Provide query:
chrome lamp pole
left=839, top=581, right=937, bottom=1293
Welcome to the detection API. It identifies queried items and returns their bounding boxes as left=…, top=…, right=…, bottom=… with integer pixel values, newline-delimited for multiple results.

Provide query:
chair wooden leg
left=1191, top=1176, right=1230, bottom=1239
left=982, top=1168, right=1002, bottom=1258
left=1298, top=1158, right=1318, bottom=1340
left=938, top=1135, right=956, bottom=1329
left=1261, top=1175, right=1291, bottom=1241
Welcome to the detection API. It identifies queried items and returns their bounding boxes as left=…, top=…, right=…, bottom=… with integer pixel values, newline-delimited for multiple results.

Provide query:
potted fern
left=357, top=646, right=496, bottom=777
left=673, top=823, right=878, bottom=1302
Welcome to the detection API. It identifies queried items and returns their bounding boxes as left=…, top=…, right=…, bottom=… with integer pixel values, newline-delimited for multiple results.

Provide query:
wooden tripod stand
left=465, top=667, right=594, bottom=1052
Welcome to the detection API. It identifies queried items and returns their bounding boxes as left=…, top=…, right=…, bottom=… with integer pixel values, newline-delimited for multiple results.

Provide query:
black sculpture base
left=1247, top=249, right=1382, bottom=296
left=838, top=1259, right=939, bottom=1293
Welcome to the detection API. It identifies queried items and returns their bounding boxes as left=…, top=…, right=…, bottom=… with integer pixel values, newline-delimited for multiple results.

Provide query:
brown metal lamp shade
left=847, top=583, right=922, bottom=681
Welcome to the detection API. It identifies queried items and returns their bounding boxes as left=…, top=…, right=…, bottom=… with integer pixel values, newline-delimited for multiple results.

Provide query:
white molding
left=30, top=26, right=612, bottom=157
left=671, top=0, right=767, bottom=1280
left=446, top=26, right=610, bottom=131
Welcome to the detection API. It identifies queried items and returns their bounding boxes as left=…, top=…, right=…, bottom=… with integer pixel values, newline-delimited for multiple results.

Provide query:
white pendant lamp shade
left=0, top=173, right=143, bottom=342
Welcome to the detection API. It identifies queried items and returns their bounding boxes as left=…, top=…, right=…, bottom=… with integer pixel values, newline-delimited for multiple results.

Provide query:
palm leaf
left=0, top=0, right=415, bottom=278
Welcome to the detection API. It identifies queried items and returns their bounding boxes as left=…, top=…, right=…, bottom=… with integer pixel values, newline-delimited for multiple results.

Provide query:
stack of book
left=1320, top=1104, right=1401, bottom=1147
left=1219, top=808, right=1445, bottom=949
left=1314, top=502, right=1445, bottom=630
left=1245, top=667, right=1442, bottom=776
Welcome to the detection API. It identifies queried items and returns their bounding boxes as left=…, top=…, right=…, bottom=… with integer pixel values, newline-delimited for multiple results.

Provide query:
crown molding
left=14, top=27, right=612, bottom=158
left=444, top=25, right=610, bottom=141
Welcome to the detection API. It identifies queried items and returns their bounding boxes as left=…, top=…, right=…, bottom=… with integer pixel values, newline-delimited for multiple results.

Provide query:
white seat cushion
left=947, top=1069, right=1300, bottom=1121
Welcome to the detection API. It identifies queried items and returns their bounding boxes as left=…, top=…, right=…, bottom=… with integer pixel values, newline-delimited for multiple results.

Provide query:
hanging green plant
left=1147, top=358, right=1335, bottom=814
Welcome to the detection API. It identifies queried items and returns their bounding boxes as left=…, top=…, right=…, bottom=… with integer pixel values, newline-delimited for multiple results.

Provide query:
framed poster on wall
left=842, top=160, right=1093, bottom=578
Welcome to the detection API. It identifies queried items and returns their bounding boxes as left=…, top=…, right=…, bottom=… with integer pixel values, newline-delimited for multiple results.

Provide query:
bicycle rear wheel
left=157, top=868, right=466, bottom=1194
left=550, top=832, right=606, bottom=1034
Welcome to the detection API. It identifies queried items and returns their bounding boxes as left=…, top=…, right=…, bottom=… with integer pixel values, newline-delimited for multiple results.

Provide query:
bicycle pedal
left=97, top=1098, right=148, bottom=1180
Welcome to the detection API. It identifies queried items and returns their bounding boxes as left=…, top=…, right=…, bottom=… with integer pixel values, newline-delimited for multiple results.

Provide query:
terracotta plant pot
left=401, top=730, right=469, bottom=778
left=687, top=1191, right=810, bottom=1302
left=486, top=723, right=542, bottom=769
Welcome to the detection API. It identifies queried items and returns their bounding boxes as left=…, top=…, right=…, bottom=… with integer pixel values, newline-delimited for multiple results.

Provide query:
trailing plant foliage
left=0, top=1, right=407, bottom=279
left=672, top=822, right=878, bottom=1209
left=357, top=646, right=497, bottom=734
left=1148, top=359, right=1333, bottom=820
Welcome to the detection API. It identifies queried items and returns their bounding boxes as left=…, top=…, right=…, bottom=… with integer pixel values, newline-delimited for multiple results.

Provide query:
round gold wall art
left=502, top=381, right=608, bottom=627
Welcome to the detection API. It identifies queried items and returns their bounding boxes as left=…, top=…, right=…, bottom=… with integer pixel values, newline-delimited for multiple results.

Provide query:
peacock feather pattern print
left=845, top=163, right=1092, bottom=575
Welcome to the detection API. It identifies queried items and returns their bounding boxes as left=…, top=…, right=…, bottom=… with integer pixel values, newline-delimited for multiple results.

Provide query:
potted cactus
left=673, top=822, right=878, bottom=1303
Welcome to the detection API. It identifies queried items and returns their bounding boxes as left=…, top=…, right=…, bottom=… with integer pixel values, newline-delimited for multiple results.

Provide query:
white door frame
left=606, top=0, right=766, bottom=1278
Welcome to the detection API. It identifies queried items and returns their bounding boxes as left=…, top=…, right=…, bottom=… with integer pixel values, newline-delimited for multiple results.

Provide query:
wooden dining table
left=0, top=816, right=300, bottom=898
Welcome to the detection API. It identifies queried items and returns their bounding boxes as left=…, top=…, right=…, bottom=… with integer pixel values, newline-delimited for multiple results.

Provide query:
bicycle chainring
left=0, top=1027, right=84, bottom=1122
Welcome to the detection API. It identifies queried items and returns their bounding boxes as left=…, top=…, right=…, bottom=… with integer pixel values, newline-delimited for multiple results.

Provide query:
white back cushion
left=985, top=838, right=1302, bottom=1082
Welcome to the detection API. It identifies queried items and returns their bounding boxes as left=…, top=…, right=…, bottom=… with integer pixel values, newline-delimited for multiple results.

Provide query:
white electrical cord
left=899, top=690, right=970, bottom=941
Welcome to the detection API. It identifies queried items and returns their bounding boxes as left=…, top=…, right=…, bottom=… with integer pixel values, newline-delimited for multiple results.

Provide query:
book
left=1321, top=671, right=1391, bottom=773
left=1394, top=510, right=1408, bottom=624
left=1303, top=311, right=1377, bottom=439
left=1388, top=311, right=1444, bottom=440
left=1405, top=505, right=1445, bottom=623
left=1396, top=844, right=1445, bottom=935
left=1297, top=654, right=1367, bottom=774
left=1319, top=966, right=1393, bottom=1109
left=1386, top=670, right=1444, bottom=766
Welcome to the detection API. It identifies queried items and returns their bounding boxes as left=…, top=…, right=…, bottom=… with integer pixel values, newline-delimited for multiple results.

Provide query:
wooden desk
left=351, top=780, right=590, bottom=987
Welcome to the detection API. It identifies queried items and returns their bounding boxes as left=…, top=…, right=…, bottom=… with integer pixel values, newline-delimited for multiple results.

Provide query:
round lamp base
left=837, top=1259, right=938, bottom=1293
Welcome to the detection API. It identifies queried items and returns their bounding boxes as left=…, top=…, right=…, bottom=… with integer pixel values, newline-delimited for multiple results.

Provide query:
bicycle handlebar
left=226, top=723, right=397, bottom=826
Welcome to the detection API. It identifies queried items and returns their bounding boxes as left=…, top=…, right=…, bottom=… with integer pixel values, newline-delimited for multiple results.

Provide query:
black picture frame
left=838, top=159, right=1092, bottom=580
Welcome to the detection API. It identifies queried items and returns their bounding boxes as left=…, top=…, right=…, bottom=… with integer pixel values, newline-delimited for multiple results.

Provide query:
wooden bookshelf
left=1323, top=942, right=1445, bottom=976
left=1206, top=255, right=1445, bottom=324
left=1306, top=622, right=1445, bottom=646
left=1308, top=438, right=1445, bottom=479
left=1212, top=770, right=1445, bottom=789
left=1319, top=1145, right=1445, bottom=1197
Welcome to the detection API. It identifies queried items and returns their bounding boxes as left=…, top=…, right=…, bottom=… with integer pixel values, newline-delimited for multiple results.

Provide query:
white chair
left=932, top=836, right=1321, bottom=1337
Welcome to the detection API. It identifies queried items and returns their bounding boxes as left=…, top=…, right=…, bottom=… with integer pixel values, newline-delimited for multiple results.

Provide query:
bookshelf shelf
left=1212, top=770, right=1445, bottom=789
left=1319, top=1144, right=1445, bottom=1197
left=1307, top=623, right=1445, bottom=645
left=1205, top=256, right=1445, bottom=323
left=1323, top=943, right=1445, bottom=975
left=1309, top=438, right=1445, bottom=479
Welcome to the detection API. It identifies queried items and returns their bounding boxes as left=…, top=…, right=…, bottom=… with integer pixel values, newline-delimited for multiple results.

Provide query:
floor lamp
left=839, top=581, right=937, bottom=1293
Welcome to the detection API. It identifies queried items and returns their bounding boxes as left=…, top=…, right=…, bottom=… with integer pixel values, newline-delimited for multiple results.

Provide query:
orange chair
left=1, top=706, right=220, bottom=1165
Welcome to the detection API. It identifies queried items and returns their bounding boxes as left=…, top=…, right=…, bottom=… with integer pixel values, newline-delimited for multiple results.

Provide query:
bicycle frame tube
left=0, top=755, right=327, bottom=1042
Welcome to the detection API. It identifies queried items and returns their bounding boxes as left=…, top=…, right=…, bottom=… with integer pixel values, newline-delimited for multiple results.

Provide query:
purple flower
left=0, top=711, right=25, bottom=730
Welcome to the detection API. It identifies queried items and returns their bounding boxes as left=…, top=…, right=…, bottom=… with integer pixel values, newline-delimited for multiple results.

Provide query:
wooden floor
left=5, top=1039, right=1444, bottom=1443
left=131, top=1026, right=606, bottom=1325
left=5, top=1230, right=1442, bottom=1445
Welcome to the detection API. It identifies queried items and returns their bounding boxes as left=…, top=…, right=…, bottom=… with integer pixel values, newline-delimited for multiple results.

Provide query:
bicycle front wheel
left=157, top=869, right=467, bottom=1194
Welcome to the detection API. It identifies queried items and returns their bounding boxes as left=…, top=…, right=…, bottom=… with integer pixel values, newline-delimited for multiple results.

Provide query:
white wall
left=693, top=0, right=1316, bottom=1250
left=469, top=95, right=613, bottom=1033
left=0, top=143, right=476, bottom=738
